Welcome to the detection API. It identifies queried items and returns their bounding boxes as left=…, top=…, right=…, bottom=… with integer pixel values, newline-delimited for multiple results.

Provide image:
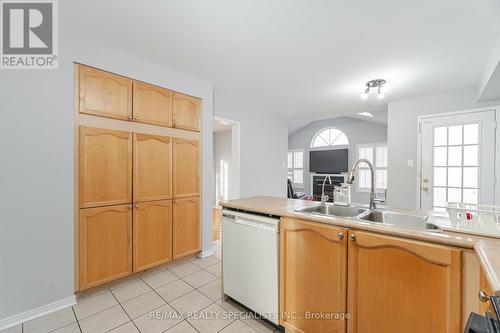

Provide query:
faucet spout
left=321, top=175, right=332, bottom=205
left=346, top=159, right=376, bottom=210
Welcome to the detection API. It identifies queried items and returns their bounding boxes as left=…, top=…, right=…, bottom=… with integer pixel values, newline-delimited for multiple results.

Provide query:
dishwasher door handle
left=223, top=217, right=278, bottom=233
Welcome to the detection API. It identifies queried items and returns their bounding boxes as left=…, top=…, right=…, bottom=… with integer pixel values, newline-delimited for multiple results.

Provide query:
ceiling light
left=360, top=79, right=387, bottom=100
left=357, top=112, right=374, bottom=117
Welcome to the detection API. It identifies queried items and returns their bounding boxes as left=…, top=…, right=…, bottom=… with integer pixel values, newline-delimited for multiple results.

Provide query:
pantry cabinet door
left=79, top=66, right=132, bottom=120
left=173, top=197, right=200, bottom=259
left=79, top=127, right=132, bottom=208
left=133, top=81, right=173, bottom=127
left=79, top=205, right=132, bottom=289
left=133, top=134, right=172, bottom=202
left=280, top=217, right=348, bottom=333
left=347, top=231, right=462, bottom=333
left=133, top=200, right=173, bottom=271
left=172, top=92, right=201, bottom=132
left=173, top=138, right=200, bottom=198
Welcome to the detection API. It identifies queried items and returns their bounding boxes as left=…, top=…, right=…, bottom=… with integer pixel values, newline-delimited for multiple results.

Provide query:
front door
left=420, top=110, right=496, bottom=211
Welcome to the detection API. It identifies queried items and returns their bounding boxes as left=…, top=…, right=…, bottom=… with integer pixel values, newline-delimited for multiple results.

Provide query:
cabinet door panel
left=173, top=139, right=200, bottom=198
left=347, top=231, right=462, bottom=333
left=79, top=66, right=132, bottom=120
left=280, top=218, right=347, bottom=333
left=173, top=197, right=200, bottom=259
left=79, top=205, right=132, bottom=289
left=133, top=82, right=173, bottom=127
left=173, top=92, right=201, bottom=132
left=133, top=200, right=172, bottom=271
left=133, top=134, right=172, bottom=202
left=80, top=127, right=132, bottom=208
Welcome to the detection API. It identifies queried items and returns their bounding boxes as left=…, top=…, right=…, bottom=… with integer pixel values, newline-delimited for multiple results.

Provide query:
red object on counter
left=466, top=212, right=473, bottom=220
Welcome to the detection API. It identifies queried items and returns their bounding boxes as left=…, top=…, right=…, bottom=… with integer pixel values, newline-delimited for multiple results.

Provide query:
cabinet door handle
left=127, top=116, right=133, bottom=121
left=133, top=203, right=139, bottom=208
left=349, top=234, right=356, bottom=241
left=128, top=204, right=133, bottom=209
left=479, top=290, right=490, bottom=302
left=134, top=117, right=139, bottom=121
left=337, top=232, right=344, bottom=240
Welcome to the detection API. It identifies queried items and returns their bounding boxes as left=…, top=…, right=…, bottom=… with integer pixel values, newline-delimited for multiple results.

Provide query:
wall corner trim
left=0, top=295, right=77, bottom=331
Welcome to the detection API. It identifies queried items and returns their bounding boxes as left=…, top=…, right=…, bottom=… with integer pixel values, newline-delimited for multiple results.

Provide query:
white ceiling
left=67, top=0, right=500, bottom=127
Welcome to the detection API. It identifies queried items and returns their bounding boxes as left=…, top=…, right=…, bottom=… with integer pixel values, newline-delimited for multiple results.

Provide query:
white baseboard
left=198, top=248, right=215, bottom=258
left=0, top=295, right=76, bottom=331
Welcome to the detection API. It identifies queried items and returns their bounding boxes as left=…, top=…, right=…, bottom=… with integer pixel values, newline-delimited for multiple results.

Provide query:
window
left=287, top=150, right=304, bottom=185
left=357, top=143, right=388, bottom=192
left=311, top=128, right=349, bottom=148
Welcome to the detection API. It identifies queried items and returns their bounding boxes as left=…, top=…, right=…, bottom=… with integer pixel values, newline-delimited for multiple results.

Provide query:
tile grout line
left=107, top=286, right=142, bottom=333
left=71, top=307, right=83, bottom=333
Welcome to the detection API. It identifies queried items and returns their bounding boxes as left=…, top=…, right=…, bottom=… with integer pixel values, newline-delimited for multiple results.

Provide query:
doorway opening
left=213, top=117, right=240, bottom=241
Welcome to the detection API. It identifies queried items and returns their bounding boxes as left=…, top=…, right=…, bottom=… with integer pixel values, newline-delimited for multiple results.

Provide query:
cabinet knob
left=349, top=234, right=356, bottom=241
left=479, top=290, right=490, bottom=302
left=127, top=116, right=133, bottom=121
left=337, top=232, right=344, bottom=240
left=128, top=204, right=133, bottom=209
left=134, top=117, right=139, bottom=121
left=133, top=203, right=139, bottom=208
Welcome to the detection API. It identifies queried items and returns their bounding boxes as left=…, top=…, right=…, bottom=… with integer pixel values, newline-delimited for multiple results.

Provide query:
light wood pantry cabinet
left=173, top=92, right=202, bottom=132
left=76, top=64, right=202, bottom=291
left=133, top=81, right=173, bottom=127
left=173, top=138, right=200, bottom=198
left=133, top=133, right=172, bottom=202
left=347, top=230, right=462, bottom=333
left=280, top=218, right=348, bottom=333
left=133, top=200, right=173, bottom=271
left=79, top=204, right=132, bottom=289
left=79, top=127, right=132, bottom=208
left=79, top=65, right=132, bottom=120
left=173, top=197, right=201, bottom=259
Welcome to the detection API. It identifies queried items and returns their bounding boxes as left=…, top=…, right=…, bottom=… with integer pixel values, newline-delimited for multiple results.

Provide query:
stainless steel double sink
left=295, top=204, right=441, bottom=232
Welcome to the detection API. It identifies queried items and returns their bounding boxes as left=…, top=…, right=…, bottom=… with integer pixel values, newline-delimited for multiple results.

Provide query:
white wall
left=387, top=88, right=500, bottom=209
left=213, top=129, right=232, bottom=205
left=214, top=98, right=288, bottom=198
left=288, top=117, right=387, bottom=204
left=0, top=37, right=213, bottom=324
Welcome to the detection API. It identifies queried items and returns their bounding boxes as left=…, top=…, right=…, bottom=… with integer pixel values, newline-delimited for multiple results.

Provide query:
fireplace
left=311, top=174, right=346, bottom=202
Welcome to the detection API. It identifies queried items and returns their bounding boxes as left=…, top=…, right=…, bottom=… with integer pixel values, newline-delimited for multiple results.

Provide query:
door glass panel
left=447, top=167, right=462, bottom=187
left=463, top=167, right=478, bottom=188
left=448, top=188, right=461, bottom=203
left=434, top=147, right=447, bottom=166
left=433, top=167, right=447, bottom=186
left=448, top=125, right=463, bottom=145
left=463, top=145, right=478, bottom=166
left=376, top=170, right=387, bottom=189
left=358, top=169, right=370, bottom=189
left=293, top=170, right=303, bottom=184
left=463, top=189, right=478, bottom=204
left=434, top=127, right=447, bottom=146
left=448, top=146, right=462, bottom=166
left=464, top=124, right=479, bottom=144
left=433, top=187, right=446, bottom=207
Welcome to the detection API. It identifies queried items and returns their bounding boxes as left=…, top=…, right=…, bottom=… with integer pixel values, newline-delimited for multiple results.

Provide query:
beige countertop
left=220, top=195, right=500, bottom=295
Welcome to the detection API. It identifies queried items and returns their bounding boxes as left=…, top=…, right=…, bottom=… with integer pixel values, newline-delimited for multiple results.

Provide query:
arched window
left=311, top=128, right=349, bottom=148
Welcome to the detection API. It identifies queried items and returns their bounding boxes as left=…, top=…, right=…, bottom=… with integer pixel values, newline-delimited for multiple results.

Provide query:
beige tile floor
left=1, top=241, right=279, bottom=333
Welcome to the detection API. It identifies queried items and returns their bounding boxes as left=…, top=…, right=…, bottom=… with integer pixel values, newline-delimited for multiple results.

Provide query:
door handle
left=422, top=186, right=429, bottom=192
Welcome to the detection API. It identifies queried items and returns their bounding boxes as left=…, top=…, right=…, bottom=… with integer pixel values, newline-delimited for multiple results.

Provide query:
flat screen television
left=309, top=149, right=348, bottom=174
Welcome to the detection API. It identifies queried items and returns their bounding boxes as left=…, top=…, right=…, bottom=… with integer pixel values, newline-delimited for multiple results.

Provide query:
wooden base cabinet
left=280, top=218, right=348, bottom=333
left=133, top=200, right=172, bottom=271
left=173, top=197, right=200, bottom=259
left=79, top=205, right=132, bottom=289
left=347, top=231, right=462, bottom=333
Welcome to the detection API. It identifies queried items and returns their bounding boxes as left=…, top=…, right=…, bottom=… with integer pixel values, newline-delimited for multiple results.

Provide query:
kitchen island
left=220, top=196, right=500, bottom=333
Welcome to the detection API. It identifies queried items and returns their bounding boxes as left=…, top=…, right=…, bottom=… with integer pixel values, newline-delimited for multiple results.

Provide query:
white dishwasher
left=222, top=209, right=280, bottom=325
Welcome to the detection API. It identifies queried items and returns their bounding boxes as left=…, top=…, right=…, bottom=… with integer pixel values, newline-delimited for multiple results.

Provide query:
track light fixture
left=360, top=79, right=387, bottom=100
